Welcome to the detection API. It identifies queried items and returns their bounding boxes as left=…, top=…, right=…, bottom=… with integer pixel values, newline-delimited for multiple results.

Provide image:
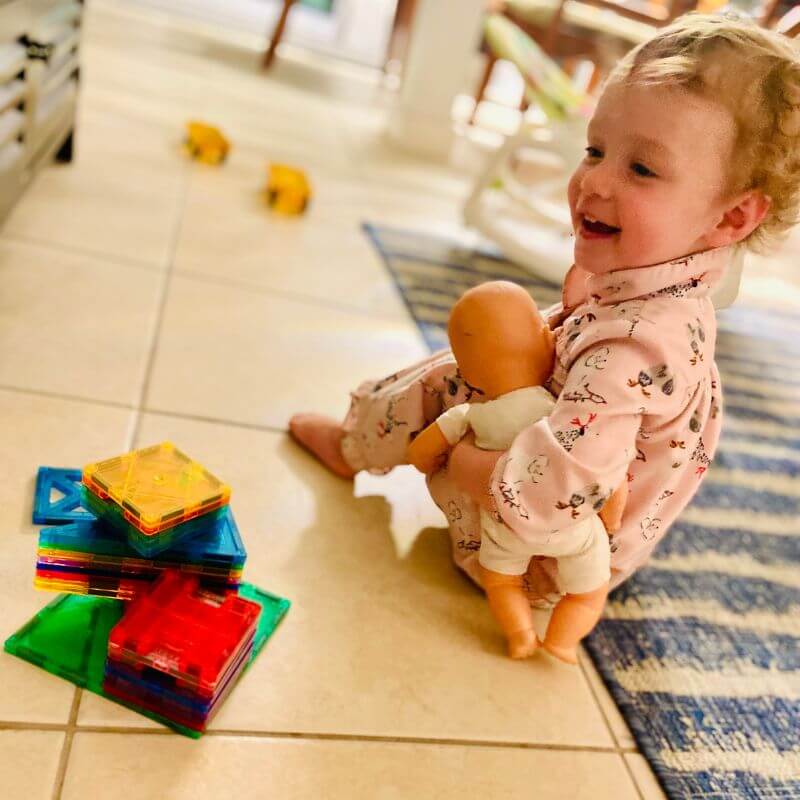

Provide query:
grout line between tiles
left=0, top=383, right=135, bottom=413
left=170, top=268, right=412, bottom=325
left=50, top=688, right=82, bottom=800
left=0, top=716, right=646, bottom=754
left=127, top=162, right=193, bottom=450
left=0, top=721, right=68, bottom=732
left=0, top=233, right=167, bottom=275
left=142, top=406, right=286, bottom=435
left=64, top=725, right=625, bottom=753
left=0, top=382, right=289, bottom=436
left=577, top=654, right=647, bottom=800
left=576, top=650, right=625, bottom=752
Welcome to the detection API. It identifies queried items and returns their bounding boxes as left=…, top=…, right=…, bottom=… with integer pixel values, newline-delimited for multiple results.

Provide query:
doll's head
left=567, top=12, right=800, bottom=275
left=448, top=281, right=555, bottom=400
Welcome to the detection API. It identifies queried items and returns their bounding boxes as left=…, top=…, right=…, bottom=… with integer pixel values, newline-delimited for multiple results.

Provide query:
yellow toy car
left=184, top=122, right=230, bottom=165
left=265, top=164, right=311, bottom=215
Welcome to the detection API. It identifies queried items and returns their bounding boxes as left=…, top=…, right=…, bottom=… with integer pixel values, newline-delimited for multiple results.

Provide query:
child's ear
left=709, top=190, right=771, bottom=247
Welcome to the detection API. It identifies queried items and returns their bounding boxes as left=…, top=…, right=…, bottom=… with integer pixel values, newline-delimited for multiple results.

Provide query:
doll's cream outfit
left=436, top=386, right=611, bottom=593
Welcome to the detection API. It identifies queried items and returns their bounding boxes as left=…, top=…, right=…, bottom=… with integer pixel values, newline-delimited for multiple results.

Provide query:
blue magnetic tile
left=39, top=506, right=247, bottom=568
left=33, top=467, right=94, bottom=525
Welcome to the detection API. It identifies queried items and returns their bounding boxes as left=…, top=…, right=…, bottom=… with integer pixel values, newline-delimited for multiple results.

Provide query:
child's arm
left=406, top=403, right=471, bottom=474
left=487, top=337, right=685, bottom=537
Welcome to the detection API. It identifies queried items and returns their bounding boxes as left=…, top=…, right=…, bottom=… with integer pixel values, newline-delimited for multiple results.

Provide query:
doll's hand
left=599, top=479, right=628, bottom=534
left=406, top=423, right=450, bottom=475
left=449, top=432, right=503, bottom=512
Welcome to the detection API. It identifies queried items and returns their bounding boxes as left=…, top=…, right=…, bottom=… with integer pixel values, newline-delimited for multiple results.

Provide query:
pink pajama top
left=490, top=247, right=729, bottom=587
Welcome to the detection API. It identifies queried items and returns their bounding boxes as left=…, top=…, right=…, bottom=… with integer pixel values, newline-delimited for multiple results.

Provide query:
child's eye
left=632, top=162, right=656, bottom=178
left=585, top=146, right=602, bottom=159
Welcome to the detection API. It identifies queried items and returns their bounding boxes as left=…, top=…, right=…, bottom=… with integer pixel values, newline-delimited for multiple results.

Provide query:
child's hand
left=405, top=423, right=450, bottom=475
left=449, top=432, right=503, bottom=512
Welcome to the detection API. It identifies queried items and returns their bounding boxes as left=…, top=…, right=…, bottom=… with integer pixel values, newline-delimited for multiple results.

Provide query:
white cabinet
left=0, top=0, right=81, bottom=222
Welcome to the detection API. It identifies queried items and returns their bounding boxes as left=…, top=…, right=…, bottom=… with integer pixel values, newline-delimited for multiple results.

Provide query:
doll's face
left=567, top=81, right=738, bottom=275
left=448, top=282, right=554, bottom=399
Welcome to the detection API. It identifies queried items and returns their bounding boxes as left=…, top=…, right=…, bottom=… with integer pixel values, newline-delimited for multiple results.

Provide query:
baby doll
left=406, top=281, right=626, bottom=661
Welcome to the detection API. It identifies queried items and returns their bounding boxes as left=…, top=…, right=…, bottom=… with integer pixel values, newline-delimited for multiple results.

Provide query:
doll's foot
left=288, top=414, right=356, bottom=479
left=542, top=641, right=578, bottom=665
left=508, top=629, right=539, bottom=659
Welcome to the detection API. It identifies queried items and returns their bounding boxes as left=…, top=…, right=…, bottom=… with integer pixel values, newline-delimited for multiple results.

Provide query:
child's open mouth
left=580, top=216, right=621, bottom=239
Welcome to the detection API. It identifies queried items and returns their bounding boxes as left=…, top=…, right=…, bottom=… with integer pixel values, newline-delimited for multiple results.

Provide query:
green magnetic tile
left=238, top=584, right=291, bottom=658
left=3, top=593, right=124, bottom=691
left=4, top=582, right=289, bottom=738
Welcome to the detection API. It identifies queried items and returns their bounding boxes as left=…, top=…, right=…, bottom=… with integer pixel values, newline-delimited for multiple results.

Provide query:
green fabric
left=484, top=14, right=588, bottom=121
left=506, top=0, right=560, bottom=26
left=300, top=0, right=334, bottom=12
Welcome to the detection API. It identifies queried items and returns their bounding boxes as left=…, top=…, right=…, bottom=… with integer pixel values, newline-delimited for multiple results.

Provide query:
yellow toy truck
left=184, top=122, right=230, bottom=165
left=265, top=164, right=311, bottom=215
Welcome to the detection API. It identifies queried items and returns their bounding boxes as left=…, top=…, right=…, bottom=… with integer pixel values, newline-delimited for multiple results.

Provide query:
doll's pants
left=339, top=349, right=563, bottom=607
left=479, top=510, right=611, bottom=595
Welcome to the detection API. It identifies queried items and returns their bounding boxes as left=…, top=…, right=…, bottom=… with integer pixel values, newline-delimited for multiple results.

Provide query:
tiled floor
left=3, top=3, right=799, bottom=799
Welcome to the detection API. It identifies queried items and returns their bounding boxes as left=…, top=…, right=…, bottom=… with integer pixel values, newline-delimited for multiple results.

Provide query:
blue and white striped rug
left=364, top=223, right=800, bottom=800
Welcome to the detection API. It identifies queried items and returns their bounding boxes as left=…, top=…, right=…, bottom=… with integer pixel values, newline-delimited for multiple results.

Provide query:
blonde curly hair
left=608, top=12, right=800, bottom=253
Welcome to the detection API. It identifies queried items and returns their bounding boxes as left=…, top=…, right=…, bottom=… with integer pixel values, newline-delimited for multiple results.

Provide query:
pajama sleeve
left=489, top=336, right=685, bottom=541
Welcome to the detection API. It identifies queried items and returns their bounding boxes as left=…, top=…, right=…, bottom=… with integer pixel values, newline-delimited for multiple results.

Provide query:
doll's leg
left=542, top=516, right=611, bottom=664
left=542, top=583, right=609, bottom=664
left=478, top=511, right=540, bottom=658
left=479, top=565, right=539, bottom=658
left=290, top=349, right=470, bottom=477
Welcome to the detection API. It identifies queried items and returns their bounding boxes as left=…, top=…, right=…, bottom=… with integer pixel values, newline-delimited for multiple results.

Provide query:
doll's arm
left=406, top=421, right=452, bottom=474
left=598, top=478, right=628, bottom=534
left=406, top=403, right=471, bottom=474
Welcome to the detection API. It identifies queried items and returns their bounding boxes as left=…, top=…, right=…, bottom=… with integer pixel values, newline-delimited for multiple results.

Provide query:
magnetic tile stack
left=5, top=442, right=289, bottom=737
left=34, top=443, right=245, bottom=598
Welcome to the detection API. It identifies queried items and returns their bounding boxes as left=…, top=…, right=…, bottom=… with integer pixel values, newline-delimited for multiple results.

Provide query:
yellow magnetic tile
left=82, top=442, right=230, bottom=534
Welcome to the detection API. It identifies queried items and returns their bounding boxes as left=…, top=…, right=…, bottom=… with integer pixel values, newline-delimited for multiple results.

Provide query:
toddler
left=290, top=14, right=800, bottom=633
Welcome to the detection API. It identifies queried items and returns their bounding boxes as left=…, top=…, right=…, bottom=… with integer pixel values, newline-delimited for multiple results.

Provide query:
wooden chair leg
left=263, top=0, right=298, bottom=70
left=586, top=62, right=604, bottom=94
left=471, top=52, right=498, bottom=124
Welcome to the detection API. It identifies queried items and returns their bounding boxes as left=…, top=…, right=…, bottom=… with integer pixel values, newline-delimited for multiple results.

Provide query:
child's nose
left=581, top=162, right=614, bottom=200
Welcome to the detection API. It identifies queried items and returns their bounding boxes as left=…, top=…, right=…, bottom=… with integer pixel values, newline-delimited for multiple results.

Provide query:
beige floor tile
left=0, top=731, right=65, bottom=800
left=625, top=754, right=668, bottom=800
left=62, top=734, right=639, bottom=800
left=75, top=412, right=613, bottom=747
left=578, top=649, right=636, bottom=749
left=173, top=150, right=411, bottom=320
left=0, top=390, right=133, bottom=723
left=144, top=276, right=428, bottom=429
left=0, top=240, right=162, bottom=405
left=2, top=104, right=186, bottom=268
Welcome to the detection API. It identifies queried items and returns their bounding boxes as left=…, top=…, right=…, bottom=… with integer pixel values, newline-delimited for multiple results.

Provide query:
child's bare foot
left=508, top=629, right=539, bottom=659
left=288, top=413, right=356, bottom=479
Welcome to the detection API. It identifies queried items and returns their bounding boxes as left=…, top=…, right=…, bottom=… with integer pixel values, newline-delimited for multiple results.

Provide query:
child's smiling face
left=567, top=81, right=739, bottom=275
